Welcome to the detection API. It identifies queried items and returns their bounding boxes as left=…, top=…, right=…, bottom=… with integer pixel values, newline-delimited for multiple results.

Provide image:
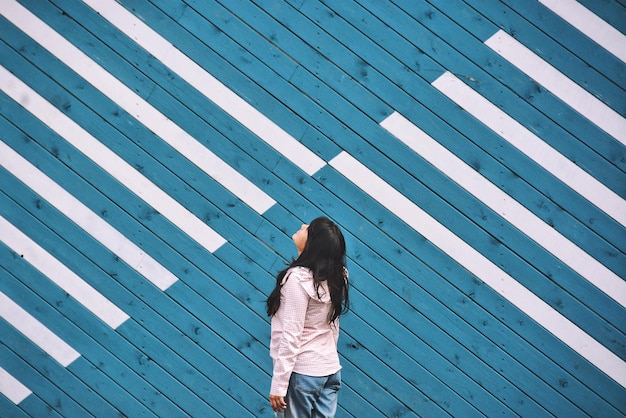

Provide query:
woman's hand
left=270, top=394, right=287, bottom=412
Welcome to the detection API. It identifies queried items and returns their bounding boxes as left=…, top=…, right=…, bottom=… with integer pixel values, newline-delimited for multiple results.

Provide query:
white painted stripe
left=0, top=291, right=80, bottom=367
left=329, top=151, right=626, bottom=388
left=82, top=0, right=327, bottom=177
left=381, top=112, right=626, bottom=308
left=0, top=367, right=31, bottom=404
left=0, top=64, right=226, bottom=255
left=485, top=30, right=626, bottom=145
left=0, top=216, right=129, bottom=328
left=432, top=72, right=626, bottom=227
left=539, top=0, right=626, bottom=63
left=0, top=140, right=177, bottom=291
left=0, top=0, right=275, bottom=214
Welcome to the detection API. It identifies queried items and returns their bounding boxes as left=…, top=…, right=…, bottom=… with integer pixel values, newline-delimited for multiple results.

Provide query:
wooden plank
left=0, top=163, right=280, bottom=414
left=461, top=0, right=626, bottom=89
left=163, top=5, right=624, bottom=362
left=308, top=165, right=626, bottom=413
left=0, top=341, right=89, bottom=418
left=0, top=392, right=57, bottom=418
left=419, top=0, right=626, bottom=175
left=3, top=1, right=625, bottom=416
left=431, top=71, right=626, bottom=226
left=0, top=15, right=284, bottom=270
left=0, top=267, right=155, bottom=417
left=213, top=0, right=626, bottom=259
left=0, top=65, right=224, bottom=264
left=0, top=215, right=129, bottom=329
left=304, top=0, right=623, bottom=208
left=575, top=0, right=626, bottom=34
left=0, top=35, right=282, bottom=274
left=4, top=11, right=616, bottom=414
left=0, top=173, right=272, bottom=415
left=236, top=0, right=626, bottom=352
left=0, top=127, right=178, bottom=291
left=0, top=292, right=79, bottom=368
left=6, top=0, right=275, bottom=216
left=0, top=98, right=276, bottom=342
left=0, top=302, right=120, bottom=418
left=0, top=247, right=231, bottom=417
left=484, top=30, right=626, bottom=146
left=264, top=161, right=618, bottom=415
left=0, top=366, right=31, bottom=405
left=381, top=111, right=625, bottom=305
left=538, top=0, right=626, bottom=62
left=314, top=0, right=625, bottom=270
left=82, top=0, right=326, bottom=176
left=338, top=0, right=626, bottom=181
left=329, top=151, right=626, bottom=387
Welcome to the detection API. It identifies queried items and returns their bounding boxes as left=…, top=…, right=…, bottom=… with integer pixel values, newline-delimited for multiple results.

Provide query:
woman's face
left=292, top=224, right=308, bottom=254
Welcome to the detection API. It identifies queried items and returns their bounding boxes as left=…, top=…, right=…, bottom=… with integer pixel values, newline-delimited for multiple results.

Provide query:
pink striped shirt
left=270, top=266, right=341, bottom=396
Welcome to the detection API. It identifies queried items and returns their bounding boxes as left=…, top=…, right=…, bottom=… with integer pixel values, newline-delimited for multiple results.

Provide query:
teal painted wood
left=476, top=0, right=626, bottom=111
left=0, top=394, right=38, bottom=418
left=207, top=0, right=626, bottom=351
left=0, top=84, right=277, bottom=375
left=312, top=166, right=619, bottom=412
left=15, top=2, right=572, bottom=408
left=0, top=13, right=600, bottom=418
left=0, top=223, right=189, bottom=417
left=353, top=0, right=625, bottom=187
left=576, top=0, right=626, bottom=34
left=427, top=0, right=626, bottom=177
left=0, top=272, right=134, bottom=418
left=286, top=0, right=619, bottom=250
left=0, top=82, right=276, bottom=319
left=174, top=0, right=626, bottom=294
left=492, top=0, right=626, bottom=91
left=457, top=0, right=626, bottom=91
left=39, top=0, right=320, bottom=173
left=204, top=0, right=626, bottom=259
left=0, top=236, right=191, bottom=417
left=0, top=338, right=90, bottom=418
left=0, top=171, right=270, bottom=415
left=282, top=0, right=626, bottom=326
left=263, top=153, right=624, bottom=414
left=1, top=229, right=252, bottom=416
left=0, top=13, right=278, bottom=251
left=312, top=167, right=626, bottom=415
left=249, top=0, right=620, bottom=255
left=0, top=257, right=155, bottom=417
left=2, top=0, right=625, bottom=416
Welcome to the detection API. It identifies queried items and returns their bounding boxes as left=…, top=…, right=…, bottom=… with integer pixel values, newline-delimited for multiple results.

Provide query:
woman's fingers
left=269, top=394, right=287, bottom=411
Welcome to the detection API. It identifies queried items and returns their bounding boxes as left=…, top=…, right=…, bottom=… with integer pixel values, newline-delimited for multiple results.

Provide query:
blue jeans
left=277, top=370, right=342, bottom=418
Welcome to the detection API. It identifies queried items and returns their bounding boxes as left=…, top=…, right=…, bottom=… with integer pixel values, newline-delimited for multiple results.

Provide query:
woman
left=267, top=217, right=350, bottom=417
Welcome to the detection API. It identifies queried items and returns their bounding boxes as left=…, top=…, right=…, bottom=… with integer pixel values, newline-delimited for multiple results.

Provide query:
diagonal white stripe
left=82, top=0, right=326, bottom=177
left=432, top=71, right=626, bottom=227
left=485, top=30, right=626, bottom=145
left=0, top=216, right=130, bottom=328
left=329, top=150, right=626, bottom=388
left=381, top=111, right=626, bottom=308
left=0, top=140, right=178, bottom=291
left=0, top=366, right=31, bottom=404
left=539, top=0, right=626, bottom=63
left=0, top=0, right=275, bottom=214
left=0, top=291, right=80, bottom=367
left=0, top=64, right=226, bottom=255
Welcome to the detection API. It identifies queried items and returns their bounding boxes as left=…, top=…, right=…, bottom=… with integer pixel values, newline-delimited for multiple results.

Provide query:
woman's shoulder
left=288, top=266, right=314, bottom=282
left=285, top=266, right=330, bottom=302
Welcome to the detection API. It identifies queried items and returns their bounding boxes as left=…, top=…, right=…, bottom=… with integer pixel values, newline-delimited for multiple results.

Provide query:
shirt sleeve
left=270, top=272, right=310, bottom=396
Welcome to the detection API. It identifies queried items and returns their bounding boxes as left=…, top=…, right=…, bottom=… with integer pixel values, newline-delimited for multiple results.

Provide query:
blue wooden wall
left=1, top=0, right=624, bottom=416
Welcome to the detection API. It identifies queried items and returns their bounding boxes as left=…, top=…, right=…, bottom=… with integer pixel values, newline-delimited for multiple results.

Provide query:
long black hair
left=266, top=217, right=349, bottom=323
